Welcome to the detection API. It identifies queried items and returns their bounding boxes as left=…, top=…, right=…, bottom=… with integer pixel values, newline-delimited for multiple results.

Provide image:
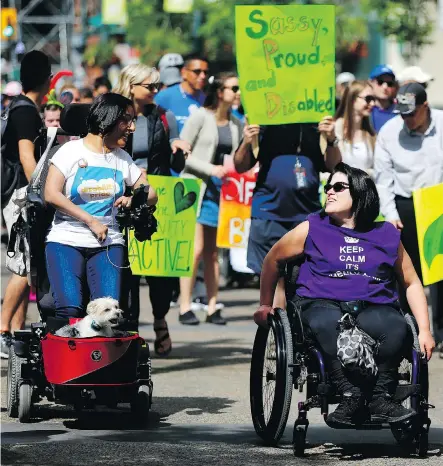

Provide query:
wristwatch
left=327, top=137, right=339, bottom=147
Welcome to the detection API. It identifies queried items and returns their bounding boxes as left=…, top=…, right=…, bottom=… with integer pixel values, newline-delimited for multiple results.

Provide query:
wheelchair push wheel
left=250, top=308, right=293, bottom=446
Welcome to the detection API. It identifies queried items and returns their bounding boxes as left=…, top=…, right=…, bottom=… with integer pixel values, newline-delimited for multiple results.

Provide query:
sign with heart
left=128, top=175, right=201, bottom=277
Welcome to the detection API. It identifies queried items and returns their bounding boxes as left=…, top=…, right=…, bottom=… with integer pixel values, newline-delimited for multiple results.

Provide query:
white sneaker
left=203, top=302, right=225, bottom=312
left=190, top=297, right=205, bottom=312
left=0, top=332, right=12, bottom=359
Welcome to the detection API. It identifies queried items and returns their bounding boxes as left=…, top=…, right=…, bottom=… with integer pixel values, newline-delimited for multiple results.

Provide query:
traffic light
left=1, top=8, right=18, bottom=41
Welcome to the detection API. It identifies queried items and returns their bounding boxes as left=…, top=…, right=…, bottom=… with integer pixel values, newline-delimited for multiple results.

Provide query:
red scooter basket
left=41, top=333, right=142, bottom=386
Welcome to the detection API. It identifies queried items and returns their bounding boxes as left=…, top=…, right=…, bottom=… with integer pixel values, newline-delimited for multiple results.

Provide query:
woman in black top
left=114, top=64, right=191, bottom=356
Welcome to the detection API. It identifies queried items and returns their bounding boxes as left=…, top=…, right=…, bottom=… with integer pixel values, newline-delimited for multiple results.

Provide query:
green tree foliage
left=83, top=0, right=434, bottom=69
left=197, top=0, right=372, bottom=65
left=125, top=0, right=194, bottom=65
left=371, top=0, right=434, bottom=61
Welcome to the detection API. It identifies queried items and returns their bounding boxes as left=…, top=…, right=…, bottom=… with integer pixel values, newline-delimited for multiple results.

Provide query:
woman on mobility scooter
left=44, top=93, right=157, bottom=319
left=255, top=162, right=435, bottom=427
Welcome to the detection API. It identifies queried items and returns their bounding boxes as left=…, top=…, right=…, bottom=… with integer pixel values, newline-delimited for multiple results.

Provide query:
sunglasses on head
left=376, top=78, right=395, bottom=88
left=188, top=68, right=209, bottom=76
left=224, top=85, right=240, bottom=93
left=136, top=83, right=160, bottom=92
left=358, top=95, right=376, bottom=104
left=324, top=182, right=350, bottom=194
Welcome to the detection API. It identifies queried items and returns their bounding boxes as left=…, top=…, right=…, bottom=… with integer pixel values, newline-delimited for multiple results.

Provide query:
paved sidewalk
left=1, top=268, right=442, bottom=465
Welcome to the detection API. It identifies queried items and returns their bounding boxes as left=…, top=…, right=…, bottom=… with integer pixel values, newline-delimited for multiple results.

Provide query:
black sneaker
left=206, top=310, right=227, bottom=326
left=327, top=393, right=364, bottom=426
left=369, top=396, right=417, bottom=424
left=179, top=310, right=200, bottom=326
left=0, top=332, right=12, bottom=359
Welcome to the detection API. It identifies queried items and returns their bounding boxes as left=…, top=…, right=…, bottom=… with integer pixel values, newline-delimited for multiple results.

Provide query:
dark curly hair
left=323, top=162, right=380, bottom=231
left=86, top=92, right=134, bottom=136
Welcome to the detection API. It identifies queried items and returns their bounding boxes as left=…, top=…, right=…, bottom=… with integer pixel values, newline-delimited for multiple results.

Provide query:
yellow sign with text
left=413, top=183, right=443, bottom=286
left=235, top=5, right=335, bottom=124
left=128, top=176, right=201, bottom=277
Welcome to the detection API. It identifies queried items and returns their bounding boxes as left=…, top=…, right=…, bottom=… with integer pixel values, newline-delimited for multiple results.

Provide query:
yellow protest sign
left=413, top=183, right=443, bottom=286
left=128, top=176, right=201, bottom=277
left=235, top=5, right=335, bottom=124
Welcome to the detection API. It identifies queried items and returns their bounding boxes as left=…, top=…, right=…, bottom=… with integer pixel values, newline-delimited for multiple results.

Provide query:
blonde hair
left=113, top=64, right=160, bottom=100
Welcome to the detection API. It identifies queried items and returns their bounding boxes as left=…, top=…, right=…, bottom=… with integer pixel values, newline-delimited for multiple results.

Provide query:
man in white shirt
left=374, top=82, right=443, bottom=353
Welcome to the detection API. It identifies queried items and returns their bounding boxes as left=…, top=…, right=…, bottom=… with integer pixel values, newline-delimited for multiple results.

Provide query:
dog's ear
left=86, top=300, right=99, bottom=315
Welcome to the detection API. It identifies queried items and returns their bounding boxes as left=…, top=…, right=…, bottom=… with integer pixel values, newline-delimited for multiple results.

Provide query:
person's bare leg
left=179, top=223, right=204, bottom=315
left=202, top=226, right=219, bottom=316
left=1, top=275, right=29, bottom=333
left=11, top=291, right=29, bottom=331
left=272, top=277, right=286, bottom=309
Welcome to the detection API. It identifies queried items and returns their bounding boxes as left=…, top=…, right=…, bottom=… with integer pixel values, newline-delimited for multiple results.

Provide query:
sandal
left=154, top=325, right=172, bottom=357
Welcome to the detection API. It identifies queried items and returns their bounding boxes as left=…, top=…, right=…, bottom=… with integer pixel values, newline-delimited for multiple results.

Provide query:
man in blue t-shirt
left=369, top=65, right=398, bottom=133
left=155, top=54, right=208, bottom=134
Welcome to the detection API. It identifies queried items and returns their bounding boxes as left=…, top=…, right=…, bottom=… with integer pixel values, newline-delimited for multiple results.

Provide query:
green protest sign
left=128, top=175, right=201, bottom=277
left=235, top=5, right=335, bottom=124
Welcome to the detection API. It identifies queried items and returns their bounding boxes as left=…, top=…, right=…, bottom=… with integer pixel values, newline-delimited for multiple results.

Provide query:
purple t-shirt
left=296, top=214, right=400, bottom=304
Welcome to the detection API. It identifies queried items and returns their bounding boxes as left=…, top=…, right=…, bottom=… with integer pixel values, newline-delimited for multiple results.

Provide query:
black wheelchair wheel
left=7, top=345, right=20, bottom=418
left=250, top=308, right=293, bottom=445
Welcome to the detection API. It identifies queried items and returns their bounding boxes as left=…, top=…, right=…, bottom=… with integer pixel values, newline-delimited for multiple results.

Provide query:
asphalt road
left=1, top=266, right=442, bottom=465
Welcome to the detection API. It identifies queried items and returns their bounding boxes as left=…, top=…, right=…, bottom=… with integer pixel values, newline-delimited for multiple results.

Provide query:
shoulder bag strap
left=29, top=127, right=58, bottom=188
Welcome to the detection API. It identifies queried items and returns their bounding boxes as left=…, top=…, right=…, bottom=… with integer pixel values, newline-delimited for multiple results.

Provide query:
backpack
left=1, top=98, right=36, bottom=208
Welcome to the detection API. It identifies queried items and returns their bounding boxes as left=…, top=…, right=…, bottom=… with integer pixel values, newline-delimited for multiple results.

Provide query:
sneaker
left=0, top=332, right=12, bottom=359
left=191, top=296, right=225, bottom=312
left=190, top=297, right=206, bottom=312
left=169, top=300, right=179, bottom=308
left=179, top=310, right=200, bottom=326
left=369, top=396, right=417, bottom=424
left=204, top=302, right=225, bottom=312
left=206, top=310, right=227, bottom=325
left=327, top=393, right=364, bottom=426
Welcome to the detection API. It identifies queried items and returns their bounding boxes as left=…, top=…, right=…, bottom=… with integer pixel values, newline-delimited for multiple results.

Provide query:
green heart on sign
left=174, top=181, right=197, bottom=214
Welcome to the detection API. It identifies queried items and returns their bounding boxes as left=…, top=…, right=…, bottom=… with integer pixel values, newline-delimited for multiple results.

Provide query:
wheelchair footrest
left=325, top=418, right=388, bottom=430
left=394, top=384, right=421, bottom=401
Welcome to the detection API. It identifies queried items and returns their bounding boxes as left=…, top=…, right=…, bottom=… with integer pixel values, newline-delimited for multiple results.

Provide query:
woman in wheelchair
left=255, top=162, right=435, bottom=427
left=44, top=93, right=157, bottom=319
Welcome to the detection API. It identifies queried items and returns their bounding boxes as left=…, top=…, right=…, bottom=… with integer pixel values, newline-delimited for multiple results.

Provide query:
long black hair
left=87, top=92, right=134, bottom=136
left=324, top=162, right=380, bottom=231
left=204, top=72, right=237, bottom=110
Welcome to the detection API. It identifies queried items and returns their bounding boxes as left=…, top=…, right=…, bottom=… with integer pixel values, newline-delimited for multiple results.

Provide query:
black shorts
left=247, top=218, right=300, bottom=275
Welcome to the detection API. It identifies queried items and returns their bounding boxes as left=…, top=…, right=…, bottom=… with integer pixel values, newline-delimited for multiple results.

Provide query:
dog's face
left=86, top=297, right=123, bottom=328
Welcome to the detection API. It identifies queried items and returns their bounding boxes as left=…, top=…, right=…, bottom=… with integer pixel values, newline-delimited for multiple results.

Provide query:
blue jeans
left=45, top=242, right=125, bottom=318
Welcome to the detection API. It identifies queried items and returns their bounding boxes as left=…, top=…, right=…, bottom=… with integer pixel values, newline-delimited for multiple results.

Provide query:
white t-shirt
left=46, top=138, right=141, bottom=248
left=335, top=118, right=374, bottom=171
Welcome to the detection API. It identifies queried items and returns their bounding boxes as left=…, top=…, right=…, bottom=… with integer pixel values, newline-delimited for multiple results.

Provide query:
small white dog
left=55, top=297, right=124, bottom=338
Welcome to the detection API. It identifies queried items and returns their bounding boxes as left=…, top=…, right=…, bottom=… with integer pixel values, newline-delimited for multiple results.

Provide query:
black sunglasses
left=358, top=95, right=376, bottom=104
left=324, top=182, right=350, bottom=194
left=376, top=78, right=395, bottom=88
left=121, top=113, right=137, bottom=125
left=188, top=69, right=209, bottom=76
left=136, top=83, right=160, bottom=92
left=224, top=85, right=240, bottom=93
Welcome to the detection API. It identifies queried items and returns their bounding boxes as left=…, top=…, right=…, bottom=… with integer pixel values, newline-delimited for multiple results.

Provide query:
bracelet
left=259, top=304, right=273, bottom=308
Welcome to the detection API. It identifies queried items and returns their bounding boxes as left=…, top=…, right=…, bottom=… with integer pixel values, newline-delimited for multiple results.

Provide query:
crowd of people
left=1, top=50, right=442, bottom=383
